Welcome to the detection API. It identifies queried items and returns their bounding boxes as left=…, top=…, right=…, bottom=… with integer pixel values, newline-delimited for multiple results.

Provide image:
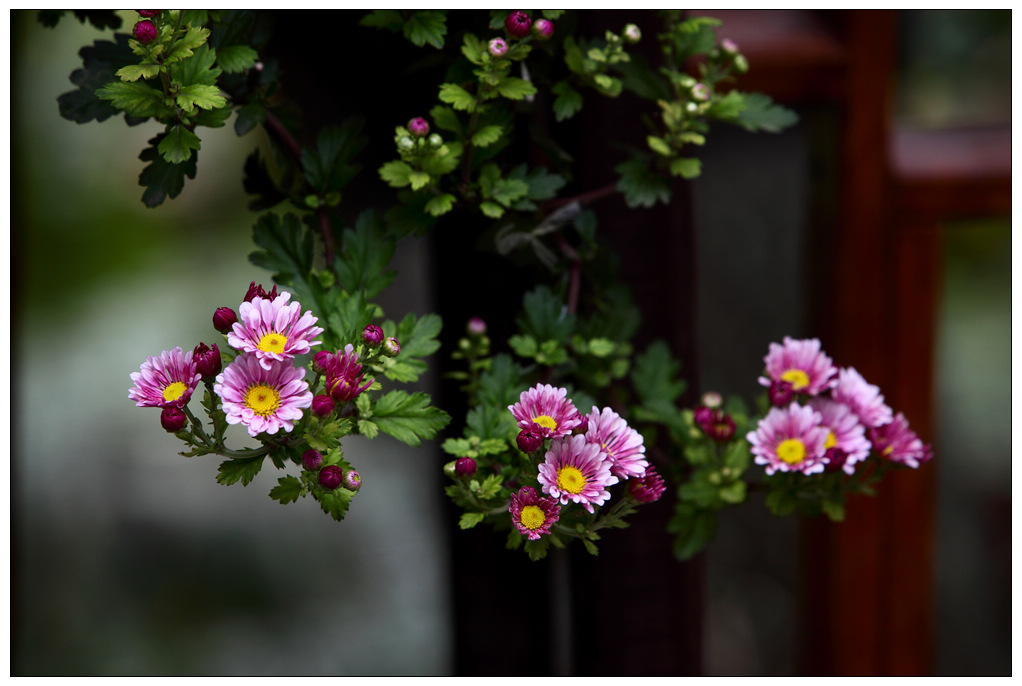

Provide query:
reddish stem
left=545, top=181, right=619, bottom=210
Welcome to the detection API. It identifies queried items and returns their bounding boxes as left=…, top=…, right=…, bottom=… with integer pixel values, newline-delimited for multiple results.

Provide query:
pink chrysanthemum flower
left=585, top=406, right=648, bottom=480
left=627, top=465, right=666, bottom=504
left=538, top=434, right=619, bottom=513
left=227, top=291, right=324, bottom=370
left=758, top=336, right=838, bottom=396
left=809, top=397, right=872, bottom=475
left=509, top=486, right=560, bottom=540
left=508, top=384, right=583, bottom=439
left=747, top=402, right=831, bottom=475
left=325, top=343, right=373, bottom=403
left=868, top=412, right=933, bottom=468
left=129, top=346, right=201, bottom=408
left=214, top=353, right=313, bottom=437
left=832, top=367, right=893, bottom=429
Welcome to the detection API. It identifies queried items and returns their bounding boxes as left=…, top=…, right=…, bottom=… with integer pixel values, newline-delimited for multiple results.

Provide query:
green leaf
left=647, top=135, right=673, bottom=157
left=138, top=135, right=198, bottom=207
left=216, top=44, right=258, bottom=73
left=380, top=160, right=414, bottom=188
left=718, top=480, right=746, bottom=505
left=371, top=391, right=451, bottom=446
left=706, top=90, right=746, bottom=121
left=461, top=33, right=485, bottom=65
left=732, top=92, right=800, bottom=133
left=615, top=157, right=671, bottom=208
left=157, top=125, right=201, bottom=164
left=424, top=193, right=456, bottom=216
left=480, top=201, right=504, bottom=218
left=669, top=157, right=702, bottom=179
left=168, top=42, right=220, bottom=87
left=360, top=9, right=403, bottom=30
left=821, top=499, right=846, bottom=522
left=316, top=486, right=356, bottom=521
left=175, top=83, right=226, bottom=113
left=496, top=77, right=536, bottom=100
left=95, top=80, right=169, bottom=119
left=408, top=170, right=431, bottom=191
left=234, top=102, right=266, bottom=137
left=216, top=456, right=265, bottom=486
left=669, top=506, right=718, bottom=560
left=429, top=105, right=463, bottom=136
left=764, top=489, right=798, bottom=517
left=115, top=63, right=161, bottom=82
left=524, top=536, right=551, bottom=561
left=459, top=512, right=485, bottom=529
left=393, top=312, right=443, bottom=361
left=632, top=340, right=686, bottom=404
left=471, top=125, right=503, bottom=148
left=57, top=35, right=140, bottom=125
left=403, top=10, right=447, bottom=49
left=302, top=120, right=366, bottom=194
left=163, top=25, right=210, bottom=65
left=477, top=354, right=526, bottom=409
left=582, top=538, right=600, bottom=556
left=269, top=475, right=303, bottom=504
left=517, top=285, right=575, bottom=344
left=334, top=209, right=396, bottom=299
left=438, top=83, right=477, bottom=112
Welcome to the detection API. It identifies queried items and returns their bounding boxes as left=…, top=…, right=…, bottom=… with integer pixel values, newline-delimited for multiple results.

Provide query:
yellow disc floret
left=777, top=438, right=806, bottom=464
left=556, top=465, right=586, bottom=494
left=520, top=505, right=546, bottom=531
left=162, top=381, right=188, bottom=403
left=257, top=332, right=288, bottom=354
left=245, top=384, right=281, bottom=416
left=780, top=368, right=811, bottom=391
left=824, top=430, right=837, bottom=450
left=533, top=415, right=558, bottom=431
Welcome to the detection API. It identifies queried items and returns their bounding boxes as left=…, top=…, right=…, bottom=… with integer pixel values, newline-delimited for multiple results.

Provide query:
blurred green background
left=11, top=9, right=1011, bottom=675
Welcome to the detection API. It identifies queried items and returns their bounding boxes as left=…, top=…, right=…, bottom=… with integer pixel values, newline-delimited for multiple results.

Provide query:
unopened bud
left=318, top=464, right=344, bottom=490
left=160, top=406, right=187, bottom=432
left=302, top=449, right=323, bottom=471
left=454, top=457, right=477, bottom=477
left=382, top=337, right=401, bottom=358
left=212, top=307, right=237, bottom=334
left=133, top=19, right=157, bottom=44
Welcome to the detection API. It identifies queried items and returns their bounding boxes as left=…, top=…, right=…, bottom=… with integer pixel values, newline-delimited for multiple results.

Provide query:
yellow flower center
left=520, top=505, right=546, bottom=531
left=163, top=381, right=188, bottom=403
left=777, top=438, right=806, bottom=464
left=257, top=332, right=288, bottom=354
left=533, top=415, right=558, bottom=431
left=780, top=368, right=811, bottom=391
left=556, top=465, right=586, bottom=494
left=245, top=384, right=281, bottom=417
left=824, top=430, right=837, bottom=450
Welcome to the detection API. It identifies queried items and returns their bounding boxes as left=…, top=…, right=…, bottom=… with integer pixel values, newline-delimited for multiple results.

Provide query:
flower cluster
left=126, top=278, right=437, bottom=524
left=748, top=337, right=932, bottom=476
left=503, top=384, right=660, bottom=541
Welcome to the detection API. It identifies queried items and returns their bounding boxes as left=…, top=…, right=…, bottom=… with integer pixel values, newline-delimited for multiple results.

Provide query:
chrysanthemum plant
left=54, top=10, right=930, bottom=557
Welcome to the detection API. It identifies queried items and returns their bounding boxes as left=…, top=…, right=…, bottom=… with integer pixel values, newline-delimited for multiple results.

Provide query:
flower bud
left=768, top=380, right=795, bottom=407
left=318, top=464, right=344, bottom=490
left=407, top=117, right=429, bottom=137
left=160, top=406, right=187, bottom=433
left=343, top=470, right=362, bottom=491
left=454, top=457, right=477, bottom=477
left=628, top=465, right=666, bottom=504
left=212, top=307, right=237, bottom=334
left=362, top=324, right=384, bottom=348
left=133, top=19, right=157, bottom=44
left=721, top=38, right=739, bottom=55
left=623, top=23, right=642, bottom=44
left=701, top=391, right=723, bottom=408
left=192, top=342, right=222, bottom=379
left=691, top=83, right=710, bottom=102
left=311, top=394, right=335, bottom=417
left=734, top=54, right=749, bottom=73
left=533, top=18, right=554, bottom=40
left=516, top=429, right=544, bottom=453
left=427, top=132, right=443, bottom=148
left=397, top=135, right=415, bottom=151
left=302, top=449, right=323, bottom=471
left=467, top=316, right=487, bottom=336
left=137, top=10, right=161, bottom=17
left=312, top=350, right=335, bottom=374
left=505, top=10, right=532, bottom=38
left=243, top=281, right=269, bottom=302
left=382, top=337, right=401, bottom=358
left=488, top=37, right=508, bottom=58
